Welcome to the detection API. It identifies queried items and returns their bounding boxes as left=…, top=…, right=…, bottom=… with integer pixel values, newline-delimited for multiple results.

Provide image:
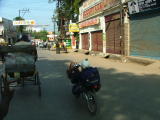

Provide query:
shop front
left=79, top=17, right=103, bottom=51
left=105, top=13, right=123, bottom=54
left=128, top=0, right=160, bottom=59
left=91, top=30, right=103, bottom=52
left=81, top=33, right=89, bottom=50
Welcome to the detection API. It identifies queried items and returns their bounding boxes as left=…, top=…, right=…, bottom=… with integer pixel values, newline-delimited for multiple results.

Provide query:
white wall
left=79, top=15, right=106, bottom=53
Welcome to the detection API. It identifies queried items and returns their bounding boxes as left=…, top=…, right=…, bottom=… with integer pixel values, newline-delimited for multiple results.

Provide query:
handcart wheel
left=34, top=72, right=37, bottom=85
left=0, top=75, right=4, bottom=97
left=34, top=71, right=39, bottom=85
left=35, top=72, right=41, bottom=97
left=1, top=73, right=10, bottom=97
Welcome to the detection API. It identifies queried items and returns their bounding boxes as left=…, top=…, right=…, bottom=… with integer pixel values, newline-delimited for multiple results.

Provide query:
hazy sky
left=0, top=0, right=56, bottom=31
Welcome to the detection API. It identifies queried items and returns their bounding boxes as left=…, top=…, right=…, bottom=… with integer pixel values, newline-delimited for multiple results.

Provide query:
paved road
left=3, top=49, right=160, bottom=120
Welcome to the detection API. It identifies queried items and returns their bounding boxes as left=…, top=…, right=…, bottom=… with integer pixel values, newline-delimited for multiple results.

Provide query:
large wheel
left=86, top=92, right=97, bottom=115
left=35, top=72, right=41, bottom=97
left=1, top=73, right=10, bottom=97
left=0, top=75, right=5, bottom=97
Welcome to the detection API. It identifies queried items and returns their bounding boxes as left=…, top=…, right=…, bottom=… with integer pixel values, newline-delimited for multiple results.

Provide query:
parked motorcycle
left=67, top=62, right=101, bottom=114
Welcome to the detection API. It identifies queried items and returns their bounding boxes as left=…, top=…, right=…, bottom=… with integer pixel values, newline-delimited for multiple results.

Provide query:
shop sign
left=69, top=23, right=79, bottom=32
left=83, top=2, right=104, bottom=19
left=82, top=0, right=119, bottom=19
left=63, top=39, right=71, bottom=48
left=138, top=0, right=160, bottom=11
left=128, top=0, right=160, bottom=14
left=79, top=18, right=100, bottom=28
left=13, top=20, right=35, bottom=26
left=103, top=0, right=119, bottom=9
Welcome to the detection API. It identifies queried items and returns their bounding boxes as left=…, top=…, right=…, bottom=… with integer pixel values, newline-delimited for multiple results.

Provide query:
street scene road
left=1, top=0, right=160, bottom=120
left=2, top=49, right=160, bottom=120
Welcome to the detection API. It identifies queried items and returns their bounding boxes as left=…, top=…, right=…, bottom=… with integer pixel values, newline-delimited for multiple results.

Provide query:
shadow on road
left=37, top=58, right=160, bottom=120
left=0, top=90, right=14, bottom=120
left=1, top=57, right=160, bottom=120
left=98, top=68, right=160, bottom=120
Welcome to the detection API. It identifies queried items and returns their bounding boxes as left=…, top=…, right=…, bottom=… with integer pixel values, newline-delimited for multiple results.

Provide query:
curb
left=71, top=49, right=158, bottom=66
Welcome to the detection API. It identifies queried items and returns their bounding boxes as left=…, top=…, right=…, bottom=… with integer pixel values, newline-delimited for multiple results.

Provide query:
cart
left=0, top=45, right=41, bottom=97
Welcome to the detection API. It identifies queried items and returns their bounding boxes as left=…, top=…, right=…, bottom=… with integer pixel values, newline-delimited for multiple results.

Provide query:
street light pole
left=52, top=16, right=56, bottom=41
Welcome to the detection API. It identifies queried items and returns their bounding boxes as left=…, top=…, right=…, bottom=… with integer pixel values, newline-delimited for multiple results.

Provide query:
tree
left=31, top=30, right=48, bottom=42
left=13, top=16, right=25, bottom=33
left=49, top=0, right=81, bottom=38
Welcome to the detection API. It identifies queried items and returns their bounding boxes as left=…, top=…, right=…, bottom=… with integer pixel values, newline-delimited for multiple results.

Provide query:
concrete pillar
left=79, top=32, right=82, bottom=49
left=89, top=32, right=92, bottom=51
left=123, top=12, right=130, bottom=56
left=101, top=16, right=106, bottom=53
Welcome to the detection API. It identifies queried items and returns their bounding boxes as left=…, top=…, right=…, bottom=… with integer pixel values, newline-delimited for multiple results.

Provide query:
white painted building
left=26, top=26, right=43, bottom=32
left=78, top=0, right=127, bottom=55
left=0, top=17, right=17, bottom=43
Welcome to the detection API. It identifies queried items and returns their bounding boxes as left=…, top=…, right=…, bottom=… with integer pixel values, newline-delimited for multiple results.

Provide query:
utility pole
left=52, top=15, right=56, bottom=41
left=119, top=0, right=124, bottom=55
left=19, top=8, right=30, bottom=17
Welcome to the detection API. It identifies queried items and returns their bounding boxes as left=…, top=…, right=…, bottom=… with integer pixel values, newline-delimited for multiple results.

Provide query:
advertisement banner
left=128, top=0, right=160, bottom=14
left=79, top=17, right=99, bottom=28
left=128, top=0, right=139, bottom=14
left=139, top=0, right=159, bottom=11
left=13, top=20, right=35, bottom=26
left=63, top=39, right=71, bottom=48
left=69, top=23, right=79, bottom=32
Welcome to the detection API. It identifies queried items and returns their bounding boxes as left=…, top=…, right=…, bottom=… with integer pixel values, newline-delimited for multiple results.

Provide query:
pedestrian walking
left=56, top=41, right=60, bottom=54
left=63, top=41, right=67, bottom=53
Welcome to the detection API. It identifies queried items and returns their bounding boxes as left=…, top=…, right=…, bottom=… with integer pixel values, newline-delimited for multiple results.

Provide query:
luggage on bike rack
left=5, top=53, right=35, bottom=72
left=81, top=67, right=101, bottom=91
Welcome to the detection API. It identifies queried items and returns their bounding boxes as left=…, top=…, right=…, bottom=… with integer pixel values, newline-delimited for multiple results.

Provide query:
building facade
left=79, top=0, right=125, bottom=55
left=79, top=0, right=160, bottom=60
left=0, top=17, right=17, bottom=44
left=127, top=0, right=160, bottom=59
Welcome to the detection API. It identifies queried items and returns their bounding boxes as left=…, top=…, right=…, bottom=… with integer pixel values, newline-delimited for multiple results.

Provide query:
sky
left=0, top=0, right=56, bottom=31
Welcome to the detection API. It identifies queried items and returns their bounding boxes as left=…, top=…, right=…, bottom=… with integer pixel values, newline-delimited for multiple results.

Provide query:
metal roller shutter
left=105, top=13, right=122, bottom=54
left=91, top=31, right=103, bottom=52
left=81, top=33, right=89, bottom=50
left=130, top=12, right=160, bottom=59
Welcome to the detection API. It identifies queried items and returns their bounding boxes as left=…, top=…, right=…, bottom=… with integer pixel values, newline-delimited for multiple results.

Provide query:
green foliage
left=49, top=0, right=81, bottom=38
left=13, top=16, right=25, bottom=33
left=50, top=0, right=81, bottom=22
left=31, top=30, right=48, bottom=42
left=14, top=16, right=24, bottom=20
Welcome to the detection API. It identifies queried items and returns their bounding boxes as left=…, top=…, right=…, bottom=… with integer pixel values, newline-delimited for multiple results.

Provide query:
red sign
left=81, top=0, right=119, bottom=20
left=83, top=2, right=104, bottom=19
left=79, top=18, right=99, bottom=28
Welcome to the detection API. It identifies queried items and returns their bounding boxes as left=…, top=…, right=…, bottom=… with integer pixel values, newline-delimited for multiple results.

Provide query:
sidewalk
left=64, top=49, right=160, bottom=75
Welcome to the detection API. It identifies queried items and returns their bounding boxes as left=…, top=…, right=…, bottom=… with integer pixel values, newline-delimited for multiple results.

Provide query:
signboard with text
left=69, top=23, right=79, bottom=32
left=13, top=20, right=35, bottom=26
left=63, top=39, right=71, bottom=48
left=128, top=0, right=160, bottom=14
left=79, top=17, right=100, bottom=28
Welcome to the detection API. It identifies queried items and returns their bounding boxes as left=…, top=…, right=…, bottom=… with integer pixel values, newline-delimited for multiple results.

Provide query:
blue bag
left=81, top=67, right=100, bottom=87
